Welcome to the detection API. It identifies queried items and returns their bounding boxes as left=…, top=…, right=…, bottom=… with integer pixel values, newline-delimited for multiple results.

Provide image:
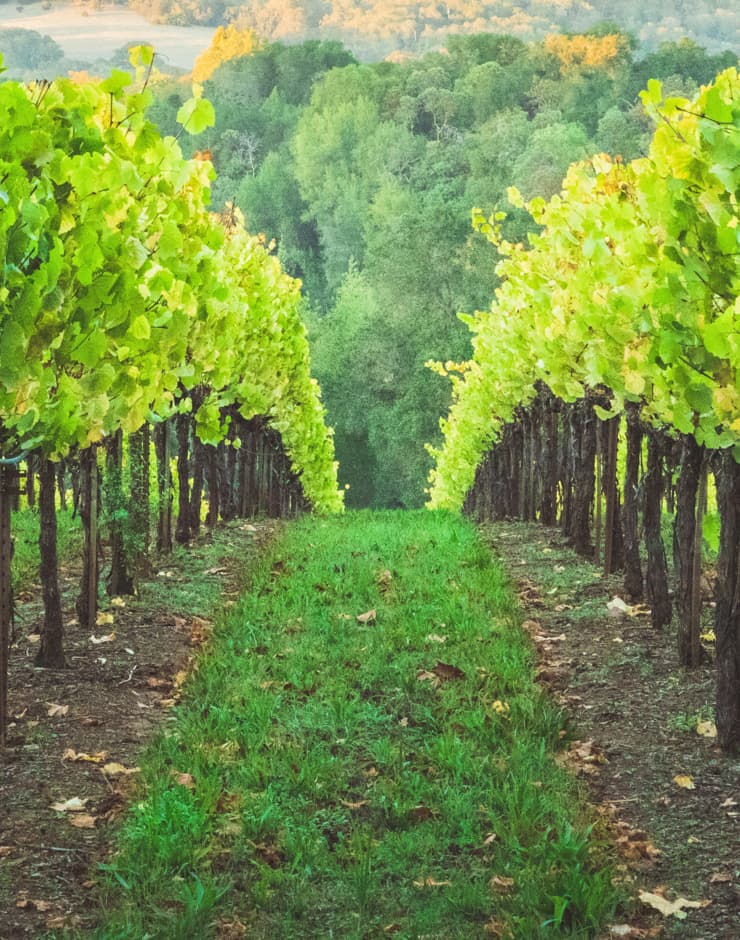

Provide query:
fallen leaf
left=376, top=569, right=393, bottom=590
left=356, top=609, right=377, bottom=624
left=426, top=634, right=448, bottom=644
left=16, top=898, right=54, bottom=912
left=50, top=797, right=88, bottom=813
left=27, top=633, right=41, bottom=644
left=408, top=805, right=433, bottom=822
left=432, top=661, right=465, bottom=681
left=174, top=772, right=195, bottom=789
left=46, top=703, right=69, bottom=718
left=720, top=797, right=737, bottom=808
left=146, top=676, right=171, bottom=690
left=96, top=612, right=115, bottom=626
left=696, top=720, right=717, bottom=738
left=483, top=919, right=509, bottom=937
left=413, top=877, right=451, bottom=888
left=482, top=832, right=497, bottom=847
left=110, top=597, right=126, bottom=608
left=190, top=617, right=214, bottom=645
left=90, top=633, right=115, bottom=645
left=709, top=872, right=733, bottom=884
left=608, top=927, right=649, bottom=938
left=69, top=814, right=97, bottom=829
left=638, top=889, right=710, bottom=919
left=206, top=566, right=227, bottom=575
left=62, top=749, right=107, bottom=763
left=490, top=875, right=515, bottom=894
left=0, top=846, right=12, bottom=858
left=673, top=775, right=696, bottom=790
left=340, top=799, right=369, bottom=810
left=491, top=700, right=510, bottom=717
left=101, top=762, right=140, bottom=777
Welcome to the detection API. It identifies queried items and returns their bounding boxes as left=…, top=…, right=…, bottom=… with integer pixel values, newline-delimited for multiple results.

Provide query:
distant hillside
left=127, top=0, right=738, bottom=56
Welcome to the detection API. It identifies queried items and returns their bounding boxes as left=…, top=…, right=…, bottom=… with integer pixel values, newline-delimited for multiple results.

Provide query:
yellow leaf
left=413, top=877, right=451, bottom=888
left=673, top=774, right=696, bottom=789
left=46, top=703, right=69, bottom=718
left=96, top=612, right=114, bottom=626
left=638, top=889, right=710, bottom=919
left=62, top=749, right=107, bottom=763
left=696, top=720, right=717, bottom=738
left=101, top=762, right=140, bottom=777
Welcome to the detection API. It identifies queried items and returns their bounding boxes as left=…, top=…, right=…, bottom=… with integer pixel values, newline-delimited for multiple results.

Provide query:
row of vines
left=428, top=70, right=739, bottom=750
left=0, top=48, right=342, bottom=746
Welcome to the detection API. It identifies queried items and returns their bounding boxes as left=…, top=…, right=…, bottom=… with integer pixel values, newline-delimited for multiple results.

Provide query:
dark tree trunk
left=622, top=403, right=643, bottom=600
left=206, top=445, right=219, bottom=527
left=674, top=435, right=703, bottom=667
left=602, top=414, right=624, bottom=575
left=714, top=451, right=740, bottom=752
left=128, top=425, right=151, bottom=575
left=190, top=435, right=205, bottom=534
left=26, top=453, right=36, bottom=509
left=76, top=448, right=99, bottom=631
left=56, top=460, right=67, bottom=511
left=570, top=399, right=596, bottom=557
left=154, top=421, right=173, bottom=553
left=106, top=431, right=134, bottom=596
left=175, top=413, right=191, bottom=545
left=0, top=463, right=18, bottom=748
left=36, top=459, right=65, bottom=668
left=540, top=394, right=559, bottom=526
left=644, top=430, right=672, bottom=629
left=560, top=406, right=575, bottom=537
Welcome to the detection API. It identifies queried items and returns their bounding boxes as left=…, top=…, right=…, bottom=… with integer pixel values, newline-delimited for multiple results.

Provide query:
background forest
left=145, top=29, right=736, bottom=506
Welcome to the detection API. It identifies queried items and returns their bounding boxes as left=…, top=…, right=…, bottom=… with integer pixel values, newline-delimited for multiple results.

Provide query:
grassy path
left=90, top=511, right=620, bottom=939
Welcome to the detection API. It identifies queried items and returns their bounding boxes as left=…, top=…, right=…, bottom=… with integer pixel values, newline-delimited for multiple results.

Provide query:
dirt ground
left=485, top=521, right=740, bottom=940
left=0, top=520, right=276, bottom=938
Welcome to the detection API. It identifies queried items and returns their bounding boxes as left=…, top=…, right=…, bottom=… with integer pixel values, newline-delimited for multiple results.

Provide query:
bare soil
left=485, top=520, right=740, bottom=940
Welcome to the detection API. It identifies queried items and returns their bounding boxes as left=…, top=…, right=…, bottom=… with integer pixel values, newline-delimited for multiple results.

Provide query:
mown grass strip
left=88, top=510, right=620, bottom=939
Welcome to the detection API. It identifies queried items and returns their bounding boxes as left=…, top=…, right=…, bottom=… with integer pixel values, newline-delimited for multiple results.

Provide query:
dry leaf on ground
left=638, top=889, right=710, bottom=919
left=46, top=703, right=69, bottom=718
left=101, top=762, right=140, bottom=777
left=413, top=877, right=451, bottom=888
left=356, top=609, right=377, bottom=624
left=62, top=749, right=107, bottom=763
left=69, top=814, right=97, bottom=829
left=673, top=774, right=696, bottom=790
left=50, top=797, right=88, bottom=813
left=490, top=875, right=515, bottom=894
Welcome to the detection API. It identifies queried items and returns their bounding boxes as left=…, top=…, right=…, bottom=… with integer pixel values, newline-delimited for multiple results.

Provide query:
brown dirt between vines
left=484, top=521, right=740, bottom=940
left=0, top=520, right=278, bottom=938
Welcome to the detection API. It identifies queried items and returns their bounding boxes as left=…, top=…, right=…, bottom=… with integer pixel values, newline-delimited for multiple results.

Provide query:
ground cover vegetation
left=87, top=510, right=622, bottom=938
left=142, top=28, right=735, bottom=509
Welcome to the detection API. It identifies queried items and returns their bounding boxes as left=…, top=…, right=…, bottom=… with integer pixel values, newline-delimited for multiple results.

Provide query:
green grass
left=84, top=510, right=621, bottom=939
